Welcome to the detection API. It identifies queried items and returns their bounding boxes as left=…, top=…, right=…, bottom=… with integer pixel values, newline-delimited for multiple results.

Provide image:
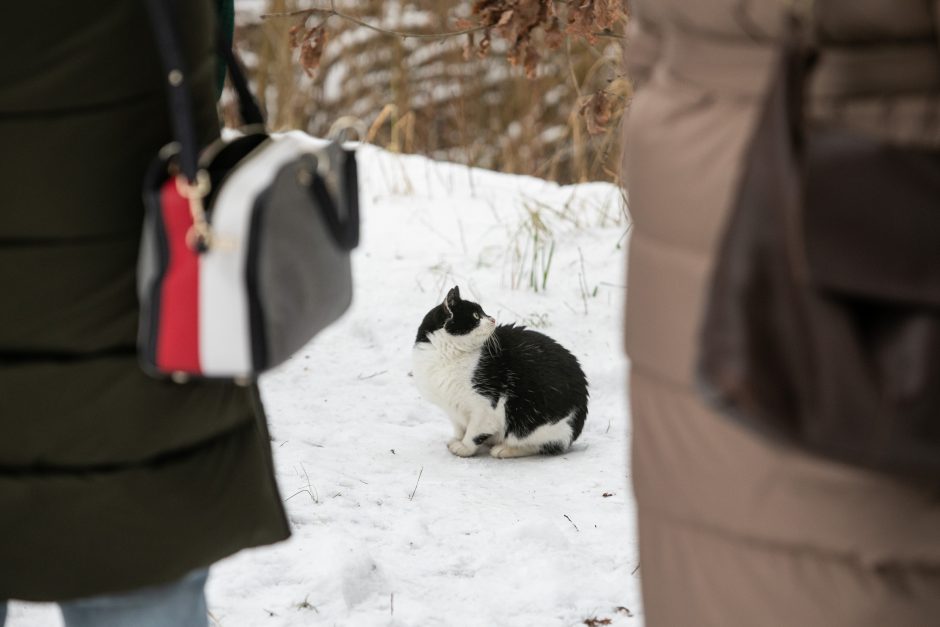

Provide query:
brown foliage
left=295, top=23, right=328, bottom=76
left=579, top=90, right=614, bottom=135
left=239, top=1, right=630, bottom=183
left=467, top=1, right=625, bottom=78
left=469, top=0, right=556, bottom=77
left=567, top=0, right=624, bottom=42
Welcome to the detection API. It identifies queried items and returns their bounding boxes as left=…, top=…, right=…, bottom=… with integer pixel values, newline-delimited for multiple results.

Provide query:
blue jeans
left=0, top=569, right=208, bottom=627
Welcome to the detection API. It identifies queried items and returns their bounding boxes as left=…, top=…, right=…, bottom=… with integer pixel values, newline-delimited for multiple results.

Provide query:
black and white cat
left=412, top=286, right=588, bottom=458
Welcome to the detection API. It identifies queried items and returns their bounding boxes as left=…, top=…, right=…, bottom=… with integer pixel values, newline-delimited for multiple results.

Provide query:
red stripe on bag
left=156, top=179, right=202, bottom=374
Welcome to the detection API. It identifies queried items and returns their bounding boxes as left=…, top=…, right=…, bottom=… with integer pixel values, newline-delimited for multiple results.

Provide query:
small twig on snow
left=409, top=466, right=424, bottom=501
left=564, top=514, right=580, bottom=532
left=358, top=370, right=388, bottom=380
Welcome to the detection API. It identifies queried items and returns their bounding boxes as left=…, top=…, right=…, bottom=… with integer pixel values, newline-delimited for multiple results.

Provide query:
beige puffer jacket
left=622, top=2, right=940, bottom=625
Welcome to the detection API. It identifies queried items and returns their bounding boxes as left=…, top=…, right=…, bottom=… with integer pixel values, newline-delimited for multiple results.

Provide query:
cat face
left=415, top=286, right=496, bottom=347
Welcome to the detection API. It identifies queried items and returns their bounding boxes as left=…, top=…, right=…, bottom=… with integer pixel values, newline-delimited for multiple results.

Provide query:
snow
left=6, top=141, right=640, bottom=626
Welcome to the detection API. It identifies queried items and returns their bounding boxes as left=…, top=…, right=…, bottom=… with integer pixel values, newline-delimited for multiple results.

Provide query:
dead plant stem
left=261, top=5, right=626, bottom=41
left=409, top=466, right=424, bottom=501
left=263, top=3, right=486, bottom=40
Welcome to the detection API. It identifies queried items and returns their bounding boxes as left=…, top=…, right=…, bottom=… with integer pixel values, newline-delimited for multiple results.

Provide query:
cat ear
left=445, top=286, right=461, bottom=313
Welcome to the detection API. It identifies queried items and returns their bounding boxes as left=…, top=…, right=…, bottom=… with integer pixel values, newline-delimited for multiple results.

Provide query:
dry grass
left=228, top=0, right=629, bottom=185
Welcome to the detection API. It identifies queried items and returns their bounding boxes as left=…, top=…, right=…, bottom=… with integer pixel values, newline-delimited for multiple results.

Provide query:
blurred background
left=231, top=0, right=629, bottom=185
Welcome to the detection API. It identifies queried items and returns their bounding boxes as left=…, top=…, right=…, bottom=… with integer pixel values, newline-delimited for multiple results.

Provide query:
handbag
left=697, top=17, right=940, bottom=482
left=138, top=0, right=359, bottom=382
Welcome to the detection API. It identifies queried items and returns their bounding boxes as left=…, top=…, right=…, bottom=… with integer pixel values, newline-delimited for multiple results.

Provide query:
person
left=0, top=1, right=289, bottom=624
left=621, top=1, right=940, bottom=625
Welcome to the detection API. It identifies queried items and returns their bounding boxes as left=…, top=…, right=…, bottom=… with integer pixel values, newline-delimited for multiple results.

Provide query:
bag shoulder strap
left=144, top=0, right=265, bottom=183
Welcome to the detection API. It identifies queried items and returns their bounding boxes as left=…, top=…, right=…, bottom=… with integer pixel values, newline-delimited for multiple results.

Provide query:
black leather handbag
left=697, top=20, right=940, bottom=482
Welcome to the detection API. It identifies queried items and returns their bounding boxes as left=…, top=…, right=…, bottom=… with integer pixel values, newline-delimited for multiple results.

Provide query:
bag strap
left=144, top=0, right=264, bottom=184
left=781, top=14, right=817, bottom=156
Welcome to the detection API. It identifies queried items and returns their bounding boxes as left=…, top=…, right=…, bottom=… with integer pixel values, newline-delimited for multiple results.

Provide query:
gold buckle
left=175, top=171, right=212, bottom=252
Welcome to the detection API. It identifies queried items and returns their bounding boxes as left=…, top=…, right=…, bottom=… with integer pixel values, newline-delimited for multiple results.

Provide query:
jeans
left=0, top=569, right=208, bottom=627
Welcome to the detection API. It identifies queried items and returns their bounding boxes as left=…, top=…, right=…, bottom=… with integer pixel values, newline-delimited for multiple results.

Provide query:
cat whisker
left=485, top=333, right=502, bottom=357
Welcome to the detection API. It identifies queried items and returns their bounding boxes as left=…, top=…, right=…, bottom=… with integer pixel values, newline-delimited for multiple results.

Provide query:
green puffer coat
left=0, top=1, right=290, bottom=601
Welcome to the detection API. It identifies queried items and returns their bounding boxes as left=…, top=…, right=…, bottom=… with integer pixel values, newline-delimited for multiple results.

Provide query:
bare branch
left=262, top=4, right=487, bottom=40
left=260, top=5, right=624, bottom=41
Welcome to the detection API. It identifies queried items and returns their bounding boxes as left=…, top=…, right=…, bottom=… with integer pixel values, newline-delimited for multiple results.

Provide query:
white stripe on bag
left=199, top=133, right=324, bottom=376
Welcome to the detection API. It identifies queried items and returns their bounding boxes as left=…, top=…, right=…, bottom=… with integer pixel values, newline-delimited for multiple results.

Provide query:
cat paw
left=447, top=440, right=477, bottom=457
left=490, top=444, right=533, bottom=459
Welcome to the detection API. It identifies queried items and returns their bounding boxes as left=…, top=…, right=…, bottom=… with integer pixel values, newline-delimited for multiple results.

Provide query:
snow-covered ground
left=8, top=141, right=640, bottom=626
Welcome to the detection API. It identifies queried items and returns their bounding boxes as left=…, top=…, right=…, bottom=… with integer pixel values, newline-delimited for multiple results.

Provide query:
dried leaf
left=579, top=90, right=613, bottom=135
left=544, top=17, right=565, bottom=49
left=478, top=32, right=492, bottom=59
left=288, top=23, right=304, bottom=48
left=567, top=0, right=626, bottom=43
left=523, top=47, right=540, bottom=78
left=298, top=25, right=328, bottom=77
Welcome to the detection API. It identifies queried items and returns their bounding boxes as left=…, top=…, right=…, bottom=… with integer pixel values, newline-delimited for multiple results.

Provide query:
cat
left=412, top=286, right=588, bottom=458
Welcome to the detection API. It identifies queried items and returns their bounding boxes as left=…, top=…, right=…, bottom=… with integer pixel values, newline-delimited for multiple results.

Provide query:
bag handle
left=144, top=0, right=265, bottom=185
left=305, top=151, right=360, bottom=251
